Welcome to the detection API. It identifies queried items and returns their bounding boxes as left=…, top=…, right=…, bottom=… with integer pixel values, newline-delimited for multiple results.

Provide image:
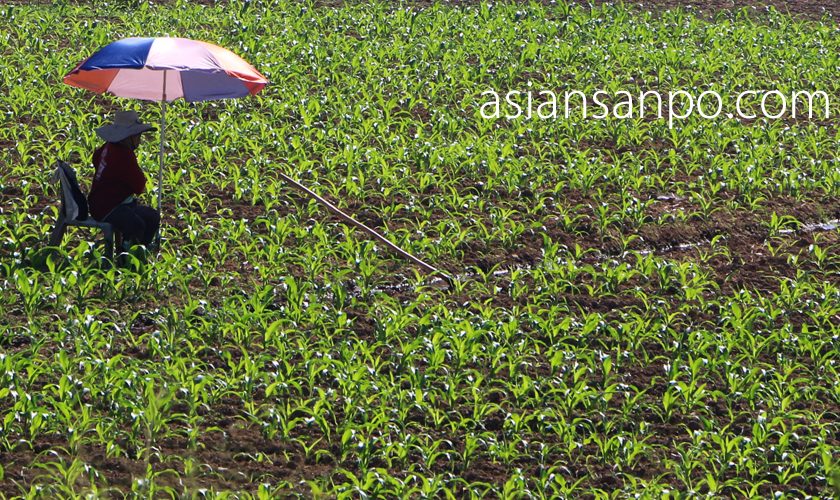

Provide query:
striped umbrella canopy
left=64, top=37, right=267, bottom=101
left=63, top=37, right=268, bottom=249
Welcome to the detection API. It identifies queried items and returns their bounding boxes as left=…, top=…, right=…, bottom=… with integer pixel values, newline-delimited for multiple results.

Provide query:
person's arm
left=129, top=161, right=147, bottom=195
left=121, top=148, right=148, bottom=195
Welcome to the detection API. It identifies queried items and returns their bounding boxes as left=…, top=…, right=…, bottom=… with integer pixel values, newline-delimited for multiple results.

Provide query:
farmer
left=88, top=110, right=160, bottom=251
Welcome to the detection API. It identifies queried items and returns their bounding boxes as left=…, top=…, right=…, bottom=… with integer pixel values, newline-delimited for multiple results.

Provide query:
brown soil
left=5, top=184, right=837, bottom=498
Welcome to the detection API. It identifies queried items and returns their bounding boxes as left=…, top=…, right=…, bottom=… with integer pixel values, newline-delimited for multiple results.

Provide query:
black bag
left=57, top=161, right=89, bottom=221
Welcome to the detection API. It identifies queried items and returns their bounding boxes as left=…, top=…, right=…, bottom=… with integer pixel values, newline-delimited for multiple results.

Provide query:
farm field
left=1, top=0, right=839, bottom=497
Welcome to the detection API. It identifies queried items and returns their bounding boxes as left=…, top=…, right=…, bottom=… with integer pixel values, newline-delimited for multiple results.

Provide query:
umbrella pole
left=156, top=71, right=167, bottom=253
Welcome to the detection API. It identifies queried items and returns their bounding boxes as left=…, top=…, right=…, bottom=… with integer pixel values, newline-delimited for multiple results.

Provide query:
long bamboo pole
left=278, top=171, right=454, bottom=289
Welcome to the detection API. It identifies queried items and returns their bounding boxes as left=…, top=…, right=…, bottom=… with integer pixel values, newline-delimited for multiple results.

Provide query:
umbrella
left=63, top=36, right=268, bottom=248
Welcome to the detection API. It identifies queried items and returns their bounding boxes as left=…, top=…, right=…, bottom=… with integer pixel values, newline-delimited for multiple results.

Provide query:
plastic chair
left=49, top=161, right=116, bottom=261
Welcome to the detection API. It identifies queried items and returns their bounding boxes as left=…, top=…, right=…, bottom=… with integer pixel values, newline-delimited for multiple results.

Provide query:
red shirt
left=88, top=142, right=147, bottom=220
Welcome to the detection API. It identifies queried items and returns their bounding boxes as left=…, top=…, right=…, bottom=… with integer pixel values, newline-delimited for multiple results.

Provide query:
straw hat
left=95, top=110, right=156, bottom=143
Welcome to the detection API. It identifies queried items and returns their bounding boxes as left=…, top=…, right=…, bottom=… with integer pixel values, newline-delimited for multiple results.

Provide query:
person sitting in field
left=88, top=110, right=161, bottom=251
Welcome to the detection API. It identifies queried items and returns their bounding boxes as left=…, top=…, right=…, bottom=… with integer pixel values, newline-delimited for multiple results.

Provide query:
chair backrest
left=53, top=161, right=89, bottom=222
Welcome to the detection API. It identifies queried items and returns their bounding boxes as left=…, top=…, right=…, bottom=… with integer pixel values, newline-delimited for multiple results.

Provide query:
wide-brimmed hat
left=95, top=110, right=156, bottom=143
